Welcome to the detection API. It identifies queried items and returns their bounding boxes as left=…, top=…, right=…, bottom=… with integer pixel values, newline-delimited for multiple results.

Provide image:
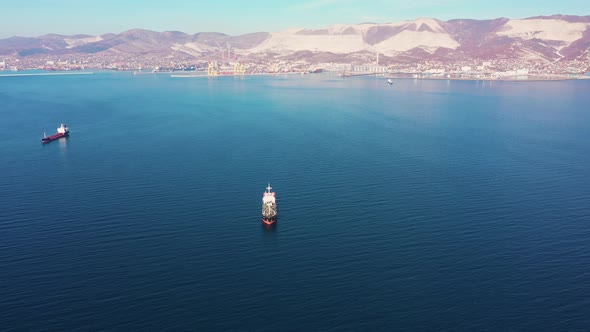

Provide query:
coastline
left=170, top=71, right=308, bottom=78
left=0, top=72, right=94, bottom=78
left=0, top=70, right=586, bottom=82
left=385, top=76, right=580, bottom=82
left=383, top=73, right=586, bottom=82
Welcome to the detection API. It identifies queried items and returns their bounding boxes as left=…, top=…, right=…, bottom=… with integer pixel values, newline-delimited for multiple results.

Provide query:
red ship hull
left=262, top=217, right=277, bottom=225
left=42, top=132, right=68, bottom=144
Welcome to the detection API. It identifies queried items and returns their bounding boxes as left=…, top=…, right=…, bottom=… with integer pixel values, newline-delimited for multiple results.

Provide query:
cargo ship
left=42, top=123, right=69, bottom=144
left=262, top=183, right=278, bottom=225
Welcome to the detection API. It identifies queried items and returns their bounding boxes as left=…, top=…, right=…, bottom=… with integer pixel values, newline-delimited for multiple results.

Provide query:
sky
left=1, top=0, right=588, bottom=38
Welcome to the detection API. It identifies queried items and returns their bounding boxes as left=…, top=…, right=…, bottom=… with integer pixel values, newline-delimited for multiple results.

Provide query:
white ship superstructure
left=57, top=124, right=69, bottom=134
left=262, top=183, right=277, bottom=225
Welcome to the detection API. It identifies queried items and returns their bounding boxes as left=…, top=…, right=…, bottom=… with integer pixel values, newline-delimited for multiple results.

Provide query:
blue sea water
left=0, top=72, right=589, bottom=330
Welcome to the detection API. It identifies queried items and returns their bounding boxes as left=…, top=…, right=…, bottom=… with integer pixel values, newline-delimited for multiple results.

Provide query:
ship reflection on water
left=58, top=137, right=68, bottom=154
left=59, top=137, right=68, bottom=147
left=262, top=222, right=277, bottom=232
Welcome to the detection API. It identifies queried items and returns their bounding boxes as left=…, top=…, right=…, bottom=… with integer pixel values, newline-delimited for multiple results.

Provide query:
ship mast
left=266, top=183, right=272, bottom=193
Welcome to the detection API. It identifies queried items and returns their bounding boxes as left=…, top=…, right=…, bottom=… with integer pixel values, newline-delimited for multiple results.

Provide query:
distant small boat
left=42, top=123, right=69, bottom=144
left=387, top=79, right=393, bottom=85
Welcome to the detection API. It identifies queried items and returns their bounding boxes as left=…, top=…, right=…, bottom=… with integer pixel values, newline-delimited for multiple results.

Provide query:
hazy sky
left=1, top=0, right=588, bottom=37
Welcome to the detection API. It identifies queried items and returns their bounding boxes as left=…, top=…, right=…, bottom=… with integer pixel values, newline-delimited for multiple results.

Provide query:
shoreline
left=0, top=72, right=94, bottom=77
left=384, top=75, right=581, bottom=82
left=0, top=70, right=586, bottom=82
left=170, top=71, right=307, bottom=78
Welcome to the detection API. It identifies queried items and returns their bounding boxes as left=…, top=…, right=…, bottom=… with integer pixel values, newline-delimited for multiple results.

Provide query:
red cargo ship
left=42, top=123, right=69, bottom=144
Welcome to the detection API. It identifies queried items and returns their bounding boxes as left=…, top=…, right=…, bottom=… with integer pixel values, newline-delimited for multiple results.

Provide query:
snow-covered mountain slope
left=497, top=19, right=589, bottom=44
left=250, top=19, right=459, bottom=55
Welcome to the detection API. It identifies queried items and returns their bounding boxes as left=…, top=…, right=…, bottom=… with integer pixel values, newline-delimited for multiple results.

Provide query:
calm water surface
left=1, top=72, right=589, bottom=330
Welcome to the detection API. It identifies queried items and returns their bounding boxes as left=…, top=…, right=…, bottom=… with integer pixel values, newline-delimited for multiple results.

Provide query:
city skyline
left=1, top=0, right=588, bottom=38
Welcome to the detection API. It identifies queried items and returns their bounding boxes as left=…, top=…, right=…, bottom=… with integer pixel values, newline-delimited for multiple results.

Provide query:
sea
left=0, top=71, right=589, bottom=331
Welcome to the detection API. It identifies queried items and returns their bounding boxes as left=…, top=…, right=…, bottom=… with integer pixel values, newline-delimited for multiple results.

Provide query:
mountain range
left=1, top=15, right=589, bottom=63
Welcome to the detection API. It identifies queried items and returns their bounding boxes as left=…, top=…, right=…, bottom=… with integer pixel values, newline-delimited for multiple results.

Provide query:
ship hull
left=262, top=216, right=277, bottom=225
left=42, top=132, right=68, bottom=144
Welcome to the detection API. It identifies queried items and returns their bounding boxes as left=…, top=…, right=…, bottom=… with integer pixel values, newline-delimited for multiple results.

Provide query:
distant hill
left=1, top=15, right=589, bottom=63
